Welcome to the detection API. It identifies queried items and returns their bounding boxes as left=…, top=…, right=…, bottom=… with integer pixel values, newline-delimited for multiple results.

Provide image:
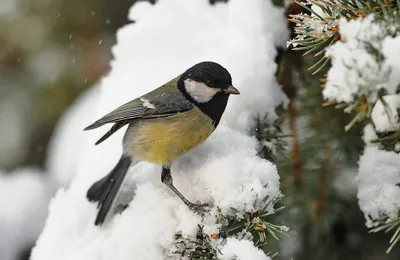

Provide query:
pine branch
left=172, top=226, right=219, bottom=260
left=288, top=102, right=304, bottom=191
left=170, top=192, right=289, bottom=260
left=370, top=216, right=400, bottom=253
left=287, top=0, right=400, bottom=254
left=287, top=0, right=399, bottom=74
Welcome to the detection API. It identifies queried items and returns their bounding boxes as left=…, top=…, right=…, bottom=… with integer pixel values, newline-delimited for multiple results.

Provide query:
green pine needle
left=370, top=217, right=400, bottom=253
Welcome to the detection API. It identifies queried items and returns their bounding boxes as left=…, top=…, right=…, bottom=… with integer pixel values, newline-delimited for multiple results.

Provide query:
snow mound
left=0, top=168, right=52, bottom=260
left=357, top=147, right=400, bottom=227
left=219, top=238, right=271, bottom=260
left=46, top=85, right=101, bottom=187
left=382, top=35, right=400, bottom=95
left=371, top=94, right=400, bottom=133
left=323, top=16, right=394, bottom=104
left=31, top=1, right=288, bottom=259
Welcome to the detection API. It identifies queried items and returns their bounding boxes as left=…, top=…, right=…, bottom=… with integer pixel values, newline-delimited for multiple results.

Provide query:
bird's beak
left=224, top=85, right=240, bottom=95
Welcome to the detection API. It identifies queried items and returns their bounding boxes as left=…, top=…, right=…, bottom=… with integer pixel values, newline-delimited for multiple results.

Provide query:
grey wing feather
left=84, top=87, right=193, bottom=131
left=141, top=90, right=193, bottom=118
left=84, top=100, right=145, bottom=130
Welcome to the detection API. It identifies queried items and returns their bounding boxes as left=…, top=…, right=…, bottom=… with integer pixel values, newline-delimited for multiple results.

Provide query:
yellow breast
left=125, top=107, right=215, bottom=165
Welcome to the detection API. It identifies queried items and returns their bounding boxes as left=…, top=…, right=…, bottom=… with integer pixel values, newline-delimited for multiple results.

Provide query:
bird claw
left=188, top=202, right=211, bottom=215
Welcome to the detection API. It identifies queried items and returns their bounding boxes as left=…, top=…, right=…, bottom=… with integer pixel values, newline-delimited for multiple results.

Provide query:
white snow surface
left=323, top=16, right=390, bottom=104
left=46, top=85, right=101, bottom=187
left=362, top=123, right=378, bottom=146
left=0, top=168, right=52, bottom=260
left=357, top=147, right=400, bottom=227
left=382, top=35, right=400, bottom=95
left=32, top=1, right=288, bottom=260
left=219, top=238, right=271, bottom=260
left=310, top=4, right=328, bottom=19
left=371, top=94, right=400, bottom=133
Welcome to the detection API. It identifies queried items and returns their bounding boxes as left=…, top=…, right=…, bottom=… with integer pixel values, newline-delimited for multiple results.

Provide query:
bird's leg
left=161, top=167, right=209, bottom=214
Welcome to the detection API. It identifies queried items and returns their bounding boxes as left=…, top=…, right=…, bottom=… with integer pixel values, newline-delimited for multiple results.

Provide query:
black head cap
left=182, top=61, right=233, bottom=89
left=178, top=61, right=239, bottom=127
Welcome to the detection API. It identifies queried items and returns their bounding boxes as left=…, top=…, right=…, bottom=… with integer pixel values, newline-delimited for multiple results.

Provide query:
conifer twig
left=288, top=102, right=303, bottom=191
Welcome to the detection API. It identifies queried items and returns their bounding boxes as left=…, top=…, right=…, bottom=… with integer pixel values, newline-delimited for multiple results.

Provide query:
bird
left=84, top=61, right=240, bottom=226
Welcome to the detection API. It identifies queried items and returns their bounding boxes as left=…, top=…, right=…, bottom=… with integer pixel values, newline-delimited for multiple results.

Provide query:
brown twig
left=277, top=0, right=305, bottom=192
left=288, top=102, right=303, bottom=191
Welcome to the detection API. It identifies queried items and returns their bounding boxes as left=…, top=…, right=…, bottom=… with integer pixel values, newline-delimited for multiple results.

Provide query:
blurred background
left=0, top=0, right=137, bottom=170
left=0, top=0, right=399, bottom=260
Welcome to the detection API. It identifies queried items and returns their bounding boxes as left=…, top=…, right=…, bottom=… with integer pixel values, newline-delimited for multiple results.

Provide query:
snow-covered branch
left=288, top=0, right=400, bottom=253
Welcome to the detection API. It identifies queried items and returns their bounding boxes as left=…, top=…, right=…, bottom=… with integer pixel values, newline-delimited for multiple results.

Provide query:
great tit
left=84, top=61, right=240, bottom=226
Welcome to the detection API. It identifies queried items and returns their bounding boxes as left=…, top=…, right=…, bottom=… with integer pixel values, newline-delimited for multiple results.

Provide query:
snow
left=323, top=16, right=389, bottom=104
left=219, top=238, right=271, bottom=260
left=310, top=4, right=328, bottom=19
left=0, top=168, right=52, bottom=260
left=323, top=16, right=400, bottom=106
left=357, top=147, right=400, bottom=227
left=31, top=0, right=288, bottom=259
left=362, top=123, right=379, bottom=146
left=46, top=85, right=101, bottom=187
left=318, top=12, right=400, bottom=231
left=371, top=94, right=400, bottom=133
left=382, top=35, right=400, bottom=94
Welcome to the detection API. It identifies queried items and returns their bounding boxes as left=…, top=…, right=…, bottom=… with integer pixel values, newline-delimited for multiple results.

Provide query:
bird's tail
left=87, top=156, right=132, bottom=226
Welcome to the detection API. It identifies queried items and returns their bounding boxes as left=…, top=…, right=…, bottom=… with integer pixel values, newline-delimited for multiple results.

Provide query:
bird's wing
left=84, top=77, right=193, bottom=131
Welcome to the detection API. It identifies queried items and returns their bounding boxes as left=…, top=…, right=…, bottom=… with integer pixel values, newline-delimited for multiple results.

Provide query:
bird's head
left=178, top=61, right=240, bottom=126
left=179, top=61, right=240, bottom=104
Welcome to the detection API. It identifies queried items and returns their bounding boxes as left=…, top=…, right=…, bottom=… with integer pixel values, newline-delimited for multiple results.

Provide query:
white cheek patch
left=184, top=79, right=219, bottom=103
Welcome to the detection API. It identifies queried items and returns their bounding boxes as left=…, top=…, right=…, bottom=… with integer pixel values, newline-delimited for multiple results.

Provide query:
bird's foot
left=187, top=202, right=211, bottom=215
